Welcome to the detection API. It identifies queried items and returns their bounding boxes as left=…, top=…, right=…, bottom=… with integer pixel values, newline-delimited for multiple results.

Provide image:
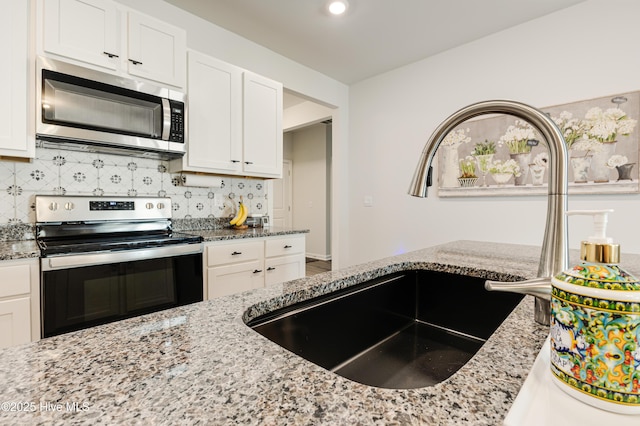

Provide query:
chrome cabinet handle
left=267, top=267, right=276, bottom=271
left=129, top=59, right=143, bottom=65
left=231, top=251, right=242, bottom=255
left=103, top=51, right=119, bottom=58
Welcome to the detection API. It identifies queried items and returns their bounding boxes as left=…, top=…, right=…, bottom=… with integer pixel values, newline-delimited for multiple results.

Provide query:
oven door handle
left=42, top=243, right=203, bottom=271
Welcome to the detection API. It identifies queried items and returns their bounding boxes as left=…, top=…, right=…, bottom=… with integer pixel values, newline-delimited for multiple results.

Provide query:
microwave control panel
left=169, top=100, right=185, bottom=143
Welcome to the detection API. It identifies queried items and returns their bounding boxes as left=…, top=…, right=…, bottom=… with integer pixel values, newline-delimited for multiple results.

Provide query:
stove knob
left=145, top=202, right=154, bottom=210
left=157, top=202, right=165, bottom=210
left=48, top=202, right=58, bottom=211
left=64, top=202, right=75, bottom=211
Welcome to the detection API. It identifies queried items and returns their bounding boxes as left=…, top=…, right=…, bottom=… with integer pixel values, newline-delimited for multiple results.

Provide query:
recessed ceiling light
left=327, top=0, right=349, bottom=16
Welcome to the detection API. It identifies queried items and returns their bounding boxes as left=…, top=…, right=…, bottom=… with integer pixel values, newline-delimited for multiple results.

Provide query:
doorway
left=272, top=91, right=334, bottom=267
left=272, top=159, right=292, bottom=228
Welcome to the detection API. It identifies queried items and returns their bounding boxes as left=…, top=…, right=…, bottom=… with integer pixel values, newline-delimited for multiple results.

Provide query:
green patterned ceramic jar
left=551, top=241, right=640, bottom=414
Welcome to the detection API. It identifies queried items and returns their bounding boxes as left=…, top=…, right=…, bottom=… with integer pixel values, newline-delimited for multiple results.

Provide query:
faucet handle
left=484, top=277, right=552, bottom=300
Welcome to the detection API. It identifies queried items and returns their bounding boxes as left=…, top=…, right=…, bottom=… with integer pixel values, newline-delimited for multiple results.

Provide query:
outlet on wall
left=364, top=195, right=373, bottom=207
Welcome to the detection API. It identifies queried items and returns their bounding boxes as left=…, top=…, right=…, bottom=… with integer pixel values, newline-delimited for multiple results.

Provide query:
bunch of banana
left=229, top=198, right=248, bottom=228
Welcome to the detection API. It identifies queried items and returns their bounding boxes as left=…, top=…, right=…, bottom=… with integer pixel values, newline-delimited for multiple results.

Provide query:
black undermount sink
left=247, top=270, right=524, bottom=389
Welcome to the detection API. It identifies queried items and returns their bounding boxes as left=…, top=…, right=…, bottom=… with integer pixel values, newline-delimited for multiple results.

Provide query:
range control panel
left=90, top=201, right=135, bottom=211
left=35, top=196, right=172, bottom=223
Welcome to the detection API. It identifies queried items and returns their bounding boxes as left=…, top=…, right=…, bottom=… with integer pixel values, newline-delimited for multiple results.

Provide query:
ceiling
left=164, top=0, right=585, bottom=85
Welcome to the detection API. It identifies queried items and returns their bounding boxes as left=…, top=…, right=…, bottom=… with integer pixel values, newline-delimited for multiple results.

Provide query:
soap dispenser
left=550, top=209, right=640, bottom=414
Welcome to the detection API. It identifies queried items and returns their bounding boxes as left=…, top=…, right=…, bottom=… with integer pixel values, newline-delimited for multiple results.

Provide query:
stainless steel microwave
left=36, top=57, right=186, bottom=159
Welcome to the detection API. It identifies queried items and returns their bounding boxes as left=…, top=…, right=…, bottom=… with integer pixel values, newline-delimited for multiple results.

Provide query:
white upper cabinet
left=42, top=0, right=120, bottom=70
left=179, top=51, right=243, bottom=174
left=126, top=12, right=186, bottom=88
left=39, top=0, right=186, bottom=88
left=0, top=0, right=32, bottom=158
left=243, top=71, right=283, bottom=178
left=171, top=51, right=283, bottom=179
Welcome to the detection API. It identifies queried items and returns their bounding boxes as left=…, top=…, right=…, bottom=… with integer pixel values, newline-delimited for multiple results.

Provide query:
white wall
left=348, top=0, right=640, bottom=266
left=289, top=124, right=331, bottom=260
left=116, top=0, right=350, bottom=267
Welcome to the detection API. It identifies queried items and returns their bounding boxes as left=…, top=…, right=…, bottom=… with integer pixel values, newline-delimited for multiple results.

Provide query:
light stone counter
left=0, top=240, right=39, bottom=261
left=2, top=240, right=628, bottom=425
left=187, top=226, right=309, bottom=242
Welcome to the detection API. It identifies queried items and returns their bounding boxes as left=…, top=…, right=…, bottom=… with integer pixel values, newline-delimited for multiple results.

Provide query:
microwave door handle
left=161, top=98, right=171, bottom=141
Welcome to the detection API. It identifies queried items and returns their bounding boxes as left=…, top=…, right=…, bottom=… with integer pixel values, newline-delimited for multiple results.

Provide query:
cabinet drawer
left=207, top=240, right=264, bottom=267
left=265, top=235, right=305, bottom=258
left=0, top=263, right=31, bottom=298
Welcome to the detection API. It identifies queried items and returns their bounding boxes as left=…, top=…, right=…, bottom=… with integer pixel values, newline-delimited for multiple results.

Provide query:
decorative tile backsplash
left=0, top=148, right=267, bottom=224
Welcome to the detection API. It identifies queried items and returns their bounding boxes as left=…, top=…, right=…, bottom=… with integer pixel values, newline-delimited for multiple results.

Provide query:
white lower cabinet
left=206, top=240, right=265, bottom=299
left=0, top=258, right=39, bottom=349
left=265, top=236, right=306, bottom=287
left=204, top=234, right=306, bottom=300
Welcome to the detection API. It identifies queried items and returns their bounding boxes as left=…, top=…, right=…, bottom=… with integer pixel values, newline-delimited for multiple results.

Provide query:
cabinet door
left=127, top=11, right=186, bottom=88
left=243, top=71, right=283, bottom=178
left=184, top=51, right=242, bottom=173
left=265, top=254, right=305, bottom=287
left=0, top=298, right=31, bottom=349
left=207, top=262, right=264, bottom=299
left=0, top=1, right=32, bottom=157
left=42, top=0, right=120, bottom=70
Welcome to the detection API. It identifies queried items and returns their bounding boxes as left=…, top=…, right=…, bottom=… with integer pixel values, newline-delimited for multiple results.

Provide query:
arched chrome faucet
left=408, top=100, right=569, bottom=325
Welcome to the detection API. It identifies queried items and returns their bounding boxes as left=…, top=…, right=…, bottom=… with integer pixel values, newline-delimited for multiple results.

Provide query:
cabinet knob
left=231, top=251, right=242, bottom=255
left=267, top=267, right=276, bottom=271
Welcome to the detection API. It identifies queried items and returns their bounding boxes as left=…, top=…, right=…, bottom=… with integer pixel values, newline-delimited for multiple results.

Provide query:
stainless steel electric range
left=36, top=195, right=203, bottom=338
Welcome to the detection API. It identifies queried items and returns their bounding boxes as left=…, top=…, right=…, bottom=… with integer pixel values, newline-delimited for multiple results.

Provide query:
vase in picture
left=441, top=144, right=460, bottom=187
left=509, top=152, right=531, bottom=186
left=491, top=172, right=512, bottom=186
left=590, top=141, right=616, bottom=183
left=474, top=154, right=494, bottom=187
left=529, top=165, right=545, bottom=186
left=616, top=163, right=635, bottom=181
left=570, top=156, right=592, bottom=183
left=457, top=177, right=478, bottom=188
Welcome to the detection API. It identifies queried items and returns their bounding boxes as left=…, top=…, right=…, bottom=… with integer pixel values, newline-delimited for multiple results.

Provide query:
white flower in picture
left=571, top=138, right=605, bottom=155
left=489, top=159, right=521, bottom=177
left=606, top=154, right=628, bottom=169
left=584, top=107, right=637, bottom=142
left=442, top=128, right=471, bottom=146
left=498, top=120, right=538, bottom=154
left=552, top=111, right=586, bottom=148
left=533, top=152, right=549, bottom=168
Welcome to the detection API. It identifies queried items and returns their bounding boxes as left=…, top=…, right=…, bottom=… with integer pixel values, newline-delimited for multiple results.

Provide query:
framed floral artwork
left=436, top=91, right=639, bottom=197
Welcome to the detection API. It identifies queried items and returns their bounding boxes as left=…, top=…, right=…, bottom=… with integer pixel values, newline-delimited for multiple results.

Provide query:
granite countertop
left=0, top=226, right=308, bottom=261
left=186, top=226, right=309, bottom=242
left=0, top=240, right=557, bottom=425
left=0, top=240, right=39, bottom=261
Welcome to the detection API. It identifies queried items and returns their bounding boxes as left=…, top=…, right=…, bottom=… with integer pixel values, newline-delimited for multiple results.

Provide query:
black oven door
left=41, top=245, right=203, bottom=338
